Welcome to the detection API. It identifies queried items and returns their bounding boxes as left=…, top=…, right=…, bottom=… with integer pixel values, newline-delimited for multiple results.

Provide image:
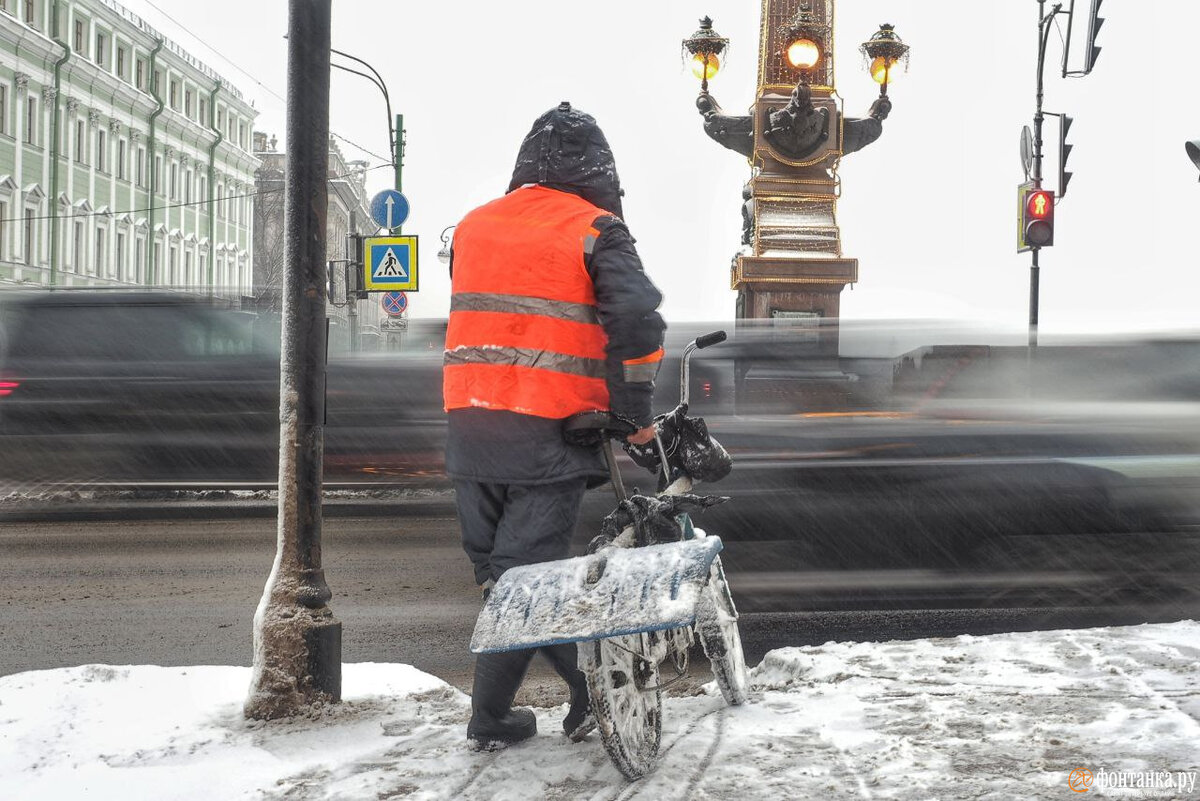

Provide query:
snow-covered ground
left=3, top=622, right=1199, bottom=800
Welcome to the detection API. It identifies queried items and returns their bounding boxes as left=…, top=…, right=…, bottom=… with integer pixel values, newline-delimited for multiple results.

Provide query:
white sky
left=118, top=1, right=1200, bottom=331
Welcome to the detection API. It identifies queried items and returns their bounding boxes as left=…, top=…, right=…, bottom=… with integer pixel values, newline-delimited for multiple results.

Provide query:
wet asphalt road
left=3, top=511, right=1198, bottom=706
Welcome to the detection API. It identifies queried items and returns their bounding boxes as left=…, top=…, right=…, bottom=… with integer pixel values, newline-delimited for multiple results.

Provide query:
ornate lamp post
left=686, top=1, right=907, bottom=354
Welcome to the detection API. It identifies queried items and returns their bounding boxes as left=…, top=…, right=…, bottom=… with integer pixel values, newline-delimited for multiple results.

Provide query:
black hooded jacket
left=445, top=103, right=666, bottom=485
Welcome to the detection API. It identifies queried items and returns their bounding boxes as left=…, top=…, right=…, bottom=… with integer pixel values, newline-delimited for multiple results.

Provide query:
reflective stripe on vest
left=444, top=186, right=611, bottom=418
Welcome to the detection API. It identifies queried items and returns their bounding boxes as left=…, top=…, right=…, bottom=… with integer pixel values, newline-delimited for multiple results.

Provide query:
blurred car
left=3, top=290, right=1198, bottom=613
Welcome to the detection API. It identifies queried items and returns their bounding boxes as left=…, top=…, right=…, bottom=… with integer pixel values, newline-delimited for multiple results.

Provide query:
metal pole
left=348, top=210, right=359, bottom=353
left=1029, top=253, right=1040, bottom=348
left=245, top=0, right=341, bottom=721
left=394, top=113, right=404, bottom=193
left=1029, top=0, right=1059, bottom=350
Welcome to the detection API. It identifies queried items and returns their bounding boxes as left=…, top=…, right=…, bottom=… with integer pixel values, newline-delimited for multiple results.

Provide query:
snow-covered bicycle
left=471, top=331, right=748, bottom=780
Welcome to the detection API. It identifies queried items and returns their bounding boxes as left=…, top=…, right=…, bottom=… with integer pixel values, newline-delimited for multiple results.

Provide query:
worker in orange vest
left=444, top=102, right=666, bottom=750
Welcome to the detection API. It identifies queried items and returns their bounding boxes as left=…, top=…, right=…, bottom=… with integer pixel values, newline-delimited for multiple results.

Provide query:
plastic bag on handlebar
left=623, top=404, right=732, bottom=488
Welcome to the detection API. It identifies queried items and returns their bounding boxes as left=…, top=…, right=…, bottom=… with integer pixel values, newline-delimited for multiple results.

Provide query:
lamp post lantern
left=860, top=24, right=910, bottom=97
left=682, top=16, right=729, bottom=95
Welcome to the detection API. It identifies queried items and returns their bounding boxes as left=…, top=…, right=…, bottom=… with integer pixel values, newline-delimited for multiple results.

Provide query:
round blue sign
left=369, top=189, right=410, bottom=230
left=382, top=291, right=408, bottom=317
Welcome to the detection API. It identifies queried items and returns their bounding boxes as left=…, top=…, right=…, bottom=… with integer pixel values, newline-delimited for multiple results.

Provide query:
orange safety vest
left=444, top=185, right=611, bottom=419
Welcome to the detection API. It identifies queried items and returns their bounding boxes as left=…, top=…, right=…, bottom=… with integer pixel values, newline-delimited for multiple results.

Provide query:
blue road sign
left=382, top=291, right=408, bottom=317
left=363, top=236, right=419, bottom=292
left=370, top=189, right=410, bottom=230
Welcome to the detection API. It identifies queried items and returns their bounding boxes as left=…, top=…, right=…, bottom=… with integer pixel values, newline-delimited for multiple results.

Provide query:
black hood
left=506, top=102, right=623, bottom=219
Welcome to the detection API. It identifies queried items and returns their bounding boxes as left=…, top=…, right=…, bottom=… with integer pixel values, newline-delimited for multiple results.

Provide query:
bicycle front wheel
left=696, top=557, right=749, bottom=705
left=580, top=633, right=662, bottom=780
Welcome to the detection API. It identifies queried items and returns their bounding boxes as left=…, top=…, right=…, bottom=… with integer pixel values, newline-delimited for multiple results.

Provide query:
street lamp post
left=245, top=0, right=341, bottom=721
left=683, top=1, right=905, bottom=345
left=1187, top=139, right=1200, bottom=179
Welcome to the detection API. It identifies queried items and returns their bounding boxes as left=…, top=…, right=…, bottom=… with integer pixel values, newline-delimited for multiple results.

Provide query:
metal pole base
left=244, top=608, right=342, bottom=720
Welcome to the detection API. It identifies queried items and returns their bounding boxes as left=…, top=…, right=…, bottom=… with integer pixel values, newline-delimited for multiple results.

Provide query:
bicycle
left=471, top=330, right=747, bottom=780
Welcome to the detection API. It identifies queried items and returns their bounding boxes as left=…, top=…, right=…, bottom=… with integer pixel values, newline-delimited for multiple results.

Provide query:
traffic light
left=1021, top=187, right=1055, bottom=249
left=1083, top=0, right=1104, bottom=73
left=1059, top=115, right=1074, bottom=198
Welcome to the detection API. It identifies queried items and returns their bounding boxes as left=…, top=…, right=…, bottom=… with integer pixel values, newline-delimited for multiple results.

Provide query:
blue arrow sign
left=370, top=189, right=410, bottom=230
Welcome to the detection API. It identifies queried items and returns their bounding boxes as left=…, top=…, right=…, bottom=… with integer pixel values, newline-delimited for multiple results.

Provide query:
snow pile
left=3, top=622, right=1198, bottom=800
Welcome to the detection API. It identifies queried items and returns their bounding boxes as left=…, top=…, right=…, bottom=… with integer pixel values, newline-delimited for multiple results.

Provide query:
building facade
left=0, top=0, right=258, bottom=298
left=253, top=132, right=386, bottom=352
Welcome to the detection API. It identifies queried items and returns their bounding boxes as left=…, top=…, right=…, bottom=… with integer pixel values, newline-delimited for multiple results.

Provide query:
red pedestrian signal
left=1019, top=185, right=1055, bottom=250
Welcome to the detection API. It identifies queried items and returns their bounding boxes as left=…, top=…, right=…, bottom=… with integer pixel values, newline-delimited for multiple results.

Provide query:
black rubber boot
left=540, top=643, right=596, bottom=742
left=467, top=649, right=538, bottom=751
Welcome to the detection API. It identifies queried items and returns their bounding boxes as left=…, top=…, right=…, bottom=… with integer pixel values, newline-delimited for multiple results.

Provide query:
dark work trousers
left=454, top=477, right=589, bottom=586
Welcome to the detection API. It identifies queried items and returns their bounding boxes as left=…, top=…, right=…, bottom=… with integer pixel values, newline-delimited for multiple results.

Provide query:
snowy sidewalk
left=3, top=622, right=1199, bottom=801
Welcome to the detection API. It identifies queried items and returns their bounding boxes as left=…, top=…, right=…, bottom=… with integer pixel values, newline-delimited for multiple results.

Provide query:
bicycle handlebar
left=694, top=330, right=727, bottom=350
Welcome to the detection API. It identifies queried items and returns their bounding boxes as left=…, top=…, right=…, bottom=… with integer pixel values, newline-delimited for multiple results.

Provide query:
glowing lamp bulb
left=691, top=53, right=720, bottom=81
left=786, top=38, right=821, bottom=70
left=870, top=56, right=898, bottom=85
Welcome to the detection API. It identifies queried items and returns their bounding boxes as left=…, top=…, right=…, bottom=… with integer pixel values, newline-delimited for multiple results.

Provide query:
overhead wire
left=136, top=2, right=394, bottom=165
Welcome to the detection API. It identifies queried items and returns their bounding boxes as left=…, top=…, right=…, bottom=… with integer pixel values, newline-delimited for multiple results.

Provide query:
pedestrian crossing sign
left=363, top=235, right=419, bottom=292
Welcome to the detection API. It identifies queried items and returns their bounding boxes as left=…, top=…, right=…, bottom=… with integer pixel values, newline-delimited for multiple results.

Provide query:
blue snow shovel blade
left=470, top=537, right=724, bottom=654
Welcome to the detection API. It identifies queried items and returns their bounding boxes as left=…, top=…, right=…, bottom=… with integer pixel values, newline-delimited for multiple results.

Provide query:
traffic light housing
left=1019, top=185, right=1055, bottom=250
left=1058, top=115, right=1074, bottom=198
left=1084, top=0, right=1104, bottom=73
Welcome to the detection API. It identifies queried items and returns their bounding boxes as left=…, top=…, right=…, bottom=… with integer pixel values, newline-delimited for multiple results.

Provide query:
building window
left=216, top=185, right=222, bottom=218
left=136, top=146, right=145, bottom=187
left=184, top=90, right=193, bottom=118
left=135, top=238, right=144, bottom=283
left=116, top=232, right=126, bottom=280
left=185, top=169, right=192, bottom=203
left=153, top=70, right=162, bottom=96
left=169, top=162, right=177, bottom=200
left=117, top=139, right=126, bottom=179
left=169, top=245, right=177, bottom=284
left=73, top=19, right=84, bottom=54
left=199, top=98, right=207, bottom=124
left=24, top=96, right=36, bottom=145
left=184, top=250, right=192, bottom=285
left=0, top=85, right=6, bottom=136
left=152, top=242, right=161, bottom=283
left=136, top=59, right=145, bottom=91
left=24, top=209, right=35, bottom=265
left=154, top=155, right=162, bottom=194
left=216, top=108, right=223, bottom=133
left=0, top=201, right=7, bottom=259
left=94, top=227, right=105, bottom=276
left=73, top=221, right=83, bottom=270
left=116, top=47, right=126, bottom=79
left=96, top=129, right=106, bottom=172
left=75, top=119, right=85, bottom=162
left=94, top=32, right=106, bottom=67
left=169, top=79, right=178, bottom=110
left=23, top=0, right=34, bottom=26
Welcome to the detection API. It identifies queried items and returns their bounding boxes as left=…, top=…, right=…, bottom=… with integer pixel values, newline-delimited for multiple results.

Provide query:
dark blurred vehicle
left=3, top=290, right=1198, bottom=614
left=0, top=289, right=445, bottom=484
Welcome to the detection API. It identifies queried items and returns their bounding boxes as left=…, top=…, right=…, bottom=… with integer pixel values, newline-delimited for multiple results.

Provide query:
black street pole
left=1029, top=1, right=1060, bottom=349
left=245, top=0, right=341, bottom=720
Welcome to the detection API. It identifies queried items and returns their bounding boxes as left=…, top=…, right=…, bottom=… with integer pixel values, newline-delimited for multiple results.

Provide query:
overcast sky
left=120, top=0, right=1200, bottom=332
